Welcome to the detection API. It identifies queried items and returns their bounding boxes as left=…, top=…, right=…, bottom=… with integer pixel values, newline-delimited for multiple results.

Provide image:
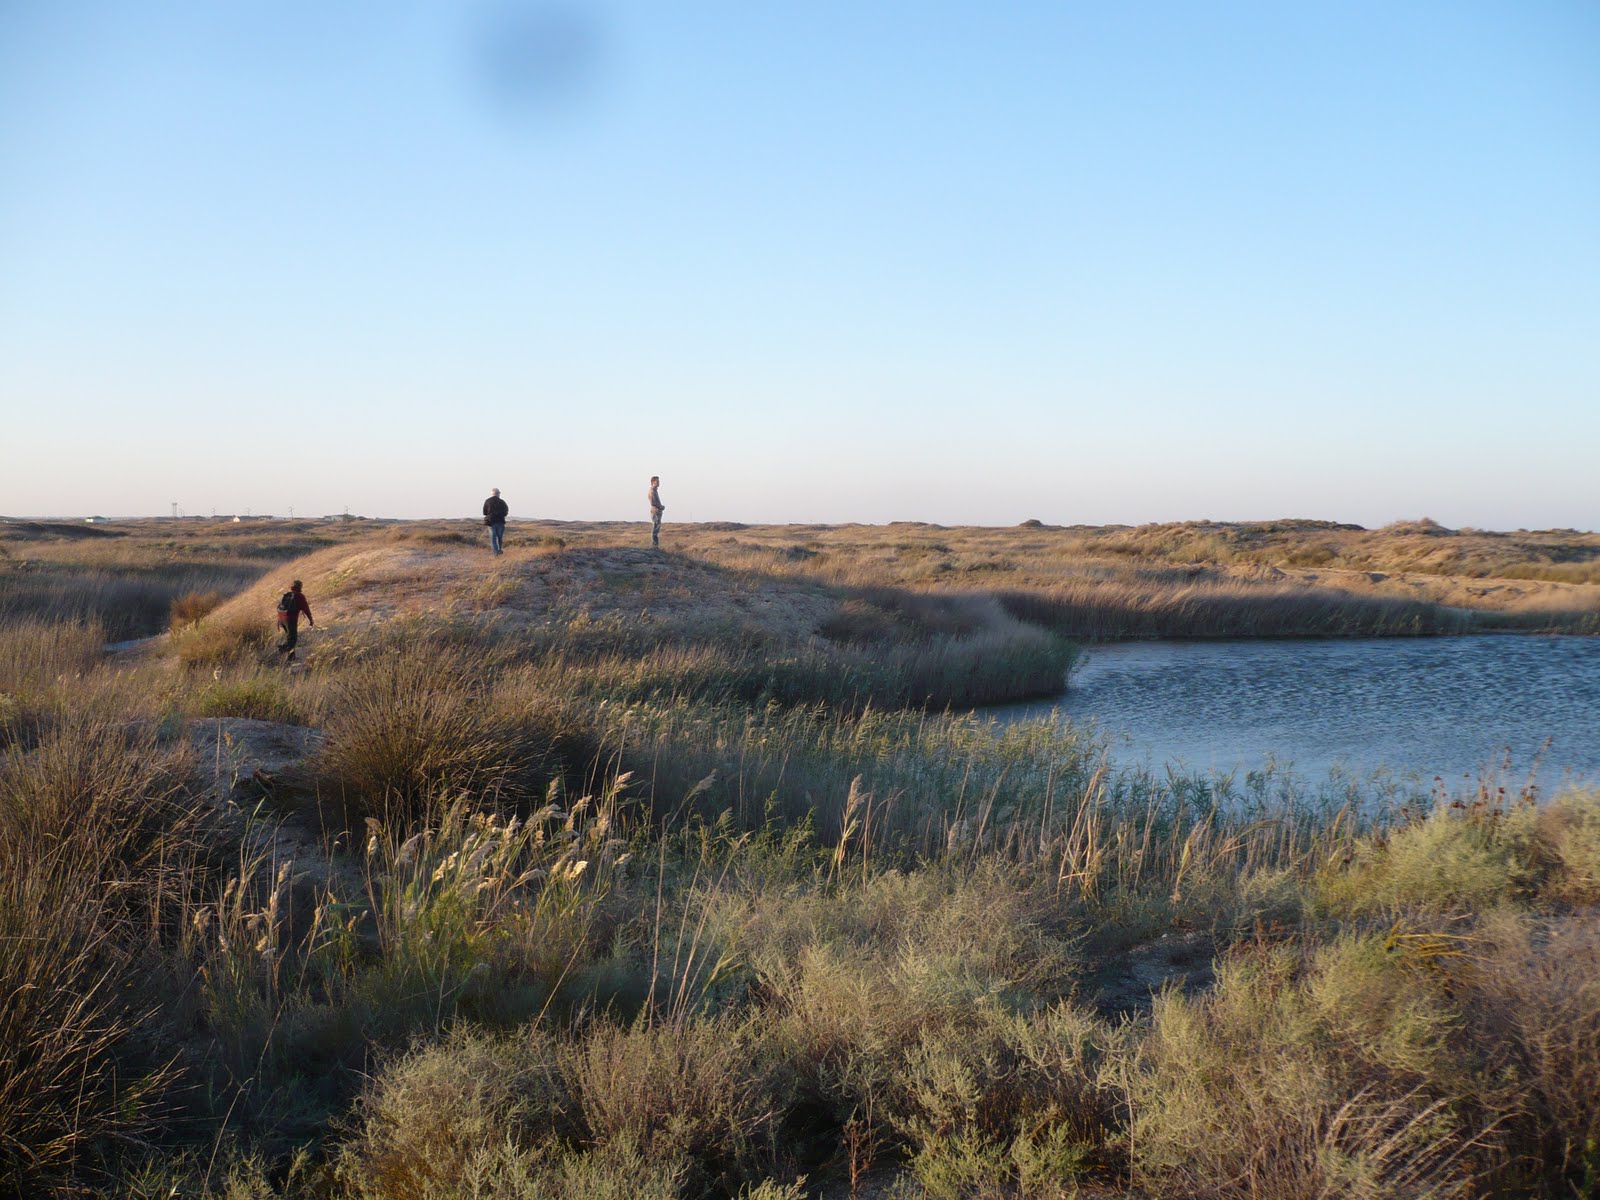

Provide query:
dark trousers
left=489, top=522, right=505, bottom=554
left=277, top=617, right=299, bottom=658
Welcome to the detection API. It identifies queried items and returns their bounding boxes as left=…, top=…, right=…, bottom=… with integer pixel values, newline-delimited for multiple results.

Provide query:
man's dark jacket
left=483, top=495, right=509, bottom=524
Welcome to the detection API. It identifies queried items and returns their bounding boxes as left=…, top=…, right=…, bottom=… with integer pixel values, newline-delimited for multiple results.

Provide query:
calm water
left=999, top=635, right=1600, bottom=791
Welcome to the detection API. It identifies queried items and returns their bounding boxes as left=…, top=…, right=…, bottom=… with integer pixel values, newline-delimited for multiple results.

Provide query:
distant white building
left=84, top=516, right=111, bottom=524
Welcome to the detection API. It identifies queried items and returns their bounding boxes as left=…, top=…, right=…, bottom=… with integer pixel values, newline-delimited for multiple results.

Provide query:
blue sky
left=2, top=1, right=1596, bottom=528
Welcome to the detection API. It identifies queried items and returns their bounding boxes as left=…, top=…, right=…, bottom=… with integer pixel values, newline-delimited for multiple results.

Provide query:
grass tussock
left=193, top=671, right=303, bottom=724
left=0, top=716, right=196, bottom=1192
left=315, top=647, right=534, bottom=823
left=174, top=609, right=276, bottom=669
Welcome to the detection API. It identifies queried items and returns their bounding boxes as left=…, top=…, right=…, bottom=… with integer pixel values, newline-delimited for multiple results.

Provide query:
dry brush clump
left=1457, top=909, right=1600, bottom=1195
left=169, top=588, right=227, bottom=628
left=315, top=647, right=532, bottom=825
left=1313, top=788, right=1600, bottom=919
left=0, top=716, right=198, bottom=1192
left=1124, top=932, right=1491, bottom=1200
left=174, top=608, right=277, bottom=669
left=338, top=1016, right=782, bottom=1200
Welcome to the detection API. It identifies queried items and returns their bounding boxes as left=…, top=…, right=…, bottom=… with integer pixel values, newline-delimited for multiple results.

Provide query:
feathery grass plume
left=357, top=785, right=632, bottom=1032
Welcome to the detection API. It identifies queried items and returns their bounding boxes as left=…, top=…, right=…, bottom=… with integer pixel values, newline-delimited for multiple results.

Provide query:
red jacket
left=277, top=591, right=313, bottom=624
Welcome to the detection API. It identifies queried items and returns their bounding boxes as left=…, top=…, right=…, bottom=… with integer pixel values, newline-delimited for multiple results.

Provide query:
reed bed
left=998, top=578, right=1471, bottom=639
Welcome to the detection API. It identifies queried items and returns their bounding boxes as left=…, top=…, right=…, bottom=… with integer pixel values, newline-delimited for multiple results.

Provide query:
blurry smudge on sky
left=471, top=1, right=605, bottom=123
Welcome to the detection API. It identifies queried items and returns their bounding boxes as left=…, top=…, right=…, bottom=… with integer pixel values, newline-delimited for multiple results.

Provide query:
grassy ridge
left=1, top=523, right=1597, bottom=1197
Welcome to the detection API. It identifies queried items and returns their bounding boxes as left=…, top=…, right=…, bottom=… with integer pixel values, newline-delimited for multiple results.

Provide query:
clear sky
left=2, top=1, right=1596, bottom=528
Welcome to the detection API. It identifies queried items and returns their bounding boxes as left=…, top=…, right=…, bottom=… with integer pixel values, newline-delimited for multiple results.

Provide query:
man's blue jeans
left=489, top=522, right=505, bottom=554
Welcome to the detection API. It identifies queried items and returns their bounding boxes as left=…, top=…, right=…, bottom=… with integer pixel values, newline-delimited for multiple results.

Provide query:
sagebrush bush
left=341, top=1019, right=772, bottom=1200
left=1458, top=909, right=1600, bottom=1195
left=560, top=1015, right=781, bottom=1188
left=1317, top=804, right=1535, bottom=916
left=886, top=1003, right=1114, bottom=1199
left=1126, top=933, right=1487, bottom=1200
left=338, top=1028, right=569, bottom=1200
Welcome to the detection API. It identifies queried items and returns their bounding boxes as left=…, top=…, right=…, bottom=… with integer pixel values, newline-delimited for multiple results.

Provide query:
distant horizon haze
left=4, top=505, right=1593, bottom=537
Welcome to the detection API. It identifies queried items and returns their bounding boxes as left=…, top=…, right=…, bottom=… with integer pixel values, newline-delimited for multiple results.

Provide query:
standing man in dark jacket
left=483, top=487, right=509, bottom=555
left=276, top=580, right=313, bottom=662
left=648, top=476, right=664, bottom=549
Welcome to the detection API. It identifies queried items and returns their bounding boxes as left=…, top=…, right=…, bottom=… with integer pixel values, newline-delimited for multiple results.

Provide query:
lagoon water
left=999, top=635, right=1600, bottom=793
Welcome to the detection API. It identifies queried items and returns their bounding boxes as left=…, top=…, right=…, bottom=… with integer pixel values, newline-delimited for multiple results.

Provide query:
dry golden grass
left=3, top=515, right=1598, bottom=1196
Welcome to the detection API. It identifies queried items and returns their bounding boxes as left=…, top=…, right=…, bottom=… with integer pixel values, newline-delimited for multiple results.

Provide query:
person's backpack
left=276, top=590, right=297, bottom=618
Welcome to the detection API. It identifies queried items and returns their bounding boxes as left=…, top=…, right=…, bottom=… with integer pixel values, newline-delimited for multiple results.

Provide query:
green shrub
left=1317, top=805, right=1535, bottom=916
left=340, top=1021, right=755, bottom=1199
left=887, top=1003, right=1113, bottom=1199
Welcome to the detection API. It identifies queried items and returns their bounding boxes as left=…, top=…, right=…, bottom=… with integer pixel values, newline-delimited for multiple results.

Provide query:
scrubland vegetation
left=1, top=517, right=1597, bottom=1197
